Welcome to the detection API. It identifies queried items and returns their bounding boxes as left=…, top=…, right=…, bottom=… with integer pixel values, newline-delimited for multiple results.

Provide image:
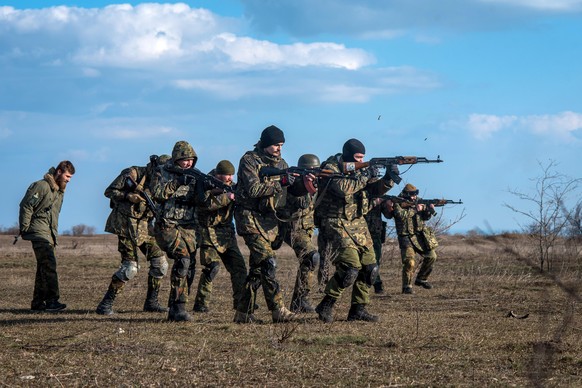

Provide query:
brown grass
left=0, top=234, right=580, bottom=387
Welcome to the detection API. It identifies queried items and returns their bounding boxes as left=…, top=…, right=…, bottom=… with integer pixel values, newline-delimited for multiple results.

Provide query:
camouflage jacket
left=196, top=169, right=237, bottom=252
left=19, top=168, right=64, bottom=245
left=150, top=160, right=199, bottom=228
left=389, top=203, right=438, bottom=251
left=315, top=154, right=392, bottom=248
left=104, top=166, right=152, bottom=245
left=234, top=147, right=288, bottom=242
left=280, top=190, right=315, bottom=232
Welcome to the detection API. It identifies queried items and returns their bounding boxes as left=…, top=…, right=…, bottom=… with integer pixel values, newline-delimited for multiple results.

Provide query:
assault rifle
left=383, top=195, right=463, bottom=207
left=259, top=166, right=345, bottom=194
left=125, top=176, right=159, bottom=216
left=170, top=167, right=234, bottom=194
left=343, top=156, right=443, bottom=184
left=259, top=166, right=341, bottom=180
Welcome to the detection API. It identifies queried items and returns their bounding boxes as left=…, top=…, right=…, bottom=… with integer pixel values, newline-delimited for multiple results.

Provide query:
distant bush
left=0, top=223, right=20, bottom=235
left=62, top=224, right=97, bottom=237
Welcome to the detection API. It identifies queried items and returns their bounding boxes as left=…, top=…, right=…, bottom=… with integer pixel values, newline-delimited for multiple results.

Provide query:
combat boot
left=347, top=304, right=379, bottom=322
left=290, top=297, right=315, bottom=313
left=233, top=310, right=261, bottom=324
left=414, top=279, right=433, bottom=289
left=402, top=286, right=413, bottom=294
left=45, top=299, right=67, bottom=312
left=168, top=302, right=192, bottom=322
left=193, top=302, right=209, bottom=313
left=315, top=295, right=337, bottom=323
left=272, top=306, right=297, bottom=323
left=96, top=288, right=117, bottom=315
left=143, top=277, right=168, bottom=313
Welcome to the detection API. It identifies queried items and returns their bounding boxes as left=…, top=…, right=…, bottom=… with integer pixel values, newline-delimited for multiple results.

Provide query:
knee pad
left=362, top=263, right=379, bottom=286
left=114, top=260, right=138, bottom=282
left=172, top=256, right=190, bottom=278
left=334, top=266, right=359, bottom=288
left=260, top=257, right=277, bottom=279
left=301, top=251, right=320, bottom=271
left=149, top=256, right=169, bottom=278
left=203, top=261, right=221, bottom=281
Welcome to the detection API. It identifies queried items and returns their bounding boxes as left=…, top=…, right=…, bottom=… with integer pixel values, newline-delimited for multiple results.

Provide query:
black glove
left=280, top=173, right=296, bottom=187
left=384, top=164, right=401, bottom=184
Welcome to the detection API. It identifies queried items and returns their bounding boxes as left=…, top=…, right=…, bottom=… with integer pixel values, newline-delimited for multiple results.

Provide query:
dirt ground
left=0, top=234, right=580, bottom=387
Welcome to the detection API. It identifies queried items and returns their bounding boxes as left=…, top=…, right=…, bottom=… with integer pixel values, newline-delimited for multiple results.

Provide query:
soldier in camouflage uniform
left=19, top=161, right=75, bottom=312
left=233, top=125, right=297, bottom=323
left=277, top=154, right=320, bottom=313
left=365, top=189, right=390, bottom=294
left=385, top=183, right=438, bottom=294
left=192, top=160, right=248, bottom=313
left=150, top=141, right=200, bottom=322
left=96, top=155, right=171, bottom=315
left=314, top=139, right=396, bottom=323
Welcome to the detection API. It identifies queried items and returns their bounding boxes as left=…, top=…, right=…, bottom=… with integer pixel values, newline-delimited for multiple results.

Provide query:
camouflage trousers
left=371, top=233, right=383, bottom=288
left=282, top=223, right=317, bottom=306
left=194, top=244, right=247, bottom=310
left=108, top=235, right=166, bottom=293
left=236, top=233, right=284, bottom=313
left=154, top=223, right=197, bottom=306
left=31, top=241, right=60, bottom=307
left=325, top=245, right=376, bottom=305
left=399, top=236, right=437, bottom=288
left=317, top=228, right=332, bottom=288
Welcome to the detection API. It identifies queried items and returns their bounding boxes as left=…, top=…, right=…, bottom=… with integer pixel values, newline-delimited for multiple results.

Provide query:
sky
left=1, top=0, right=581, bottom=235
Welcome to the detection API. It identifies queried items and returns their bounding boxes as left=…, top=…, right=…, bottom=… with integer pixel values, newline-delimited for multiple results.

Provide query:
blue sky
left=1, top=0, right=581, bottom=234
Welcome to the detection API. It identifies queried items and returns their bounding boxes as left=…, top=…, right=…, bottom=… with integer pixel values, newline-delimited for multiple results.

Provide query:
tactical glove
left=280, top=174, right=296, bottom=187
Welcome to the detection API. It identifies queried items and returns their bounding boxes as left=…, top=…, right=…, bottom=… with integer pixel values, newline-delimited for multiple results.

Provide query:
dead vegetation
left=0, top=234, right=580, bottom=386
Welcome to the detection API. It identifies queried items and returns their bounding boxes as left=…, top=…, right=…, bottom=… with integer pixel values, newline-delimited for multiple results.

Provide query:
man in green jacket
left=19, top=161, right=75, bottom=312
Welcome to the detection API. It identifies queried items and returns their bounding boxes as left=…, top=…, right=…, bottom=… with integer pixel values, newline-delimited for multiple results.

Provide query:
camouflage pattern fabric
left=104, top=166, right=152, bottom=246
left=390, top=203, right=438, bottom=287
left=234, top=147, right=288, bottom=313
left=315, top=154, right=392, bottom=305
left=364, top=205, right=386, bottom=288
left=194, top=170, right=247, bottom=309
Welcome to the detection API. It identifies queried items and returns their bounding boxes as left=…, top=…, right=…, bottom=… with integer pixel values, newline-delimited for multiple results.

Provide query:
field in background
left=0, top=234, right=580, bottom=386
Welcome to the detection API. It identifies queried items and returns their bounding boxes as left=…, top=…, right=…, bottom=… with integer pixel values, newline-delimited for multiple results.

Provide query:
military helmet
left=172, top=141, right=197, bottom=163
left=297, top=154, right=320, bottom=169
left=401, top=183, right=419, bottom=198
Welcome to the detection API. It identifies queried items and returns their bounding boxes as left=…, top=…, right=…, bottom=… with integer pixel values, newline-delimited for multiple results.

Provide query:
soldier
left=277, top=154, right=320, bottom=313
left=314, top=139, right=396, bottom=323
left=233, top=125, right=297, bottom=323
left=385, top=183, right=438, bottom=294
left=95, top=155, right=170, bottom=315
left=150, top=141, right=200, bottom=322
left=192, top=160, right=248, bottom=313
left=19, top=161, right=75, bottom=312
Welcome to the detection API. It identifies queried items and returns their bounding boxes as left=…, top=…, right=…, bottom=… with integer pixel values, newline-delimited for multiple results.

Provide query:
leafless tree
left=504, top=160, right=581, bottom=272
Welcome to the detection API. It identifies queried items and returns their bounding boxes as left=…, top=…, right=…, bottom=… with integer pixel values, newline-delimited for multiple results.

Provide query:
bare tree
left=504, top=160, right=581, bottom=272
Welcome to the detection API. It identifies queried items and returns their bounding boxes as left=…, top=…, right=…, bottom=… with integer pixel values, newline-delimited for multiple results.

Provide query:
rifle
left=259, top=166, right=345, bottom=194
left=343, top=155, right=443, bottom=184
left=259, top=166, right=341, bottom=180
left=383, top=195, right=462, bottom=207
left=125, top=176, right=159, bottom=216
left=171, top=167, right=234, bottom=194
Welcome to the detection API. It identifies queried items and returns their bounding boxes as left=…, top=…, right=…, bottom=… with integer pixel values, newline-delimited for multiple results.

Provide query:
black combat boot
left=315, top=295, right=337, bottom=323
left=168, top=301, right=192, bottom=322
left=143, top=276, right=169, bottom=313
left=347, top=304, right=379, bottom=322
left=96, top=288, right=117, bottom=315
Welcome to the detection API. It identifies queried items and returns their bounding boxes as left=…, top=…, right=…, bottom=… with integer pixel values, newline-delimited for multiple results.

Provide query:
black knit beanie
left=342, top=138, right=366, bottom=162
left=259, top=125, right=285, bottom=147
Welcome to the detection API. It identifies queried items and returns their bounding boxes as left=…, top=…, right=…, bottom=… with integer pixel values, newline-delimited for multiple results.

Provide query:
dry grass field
left=0, top=233, right=580, bottom=387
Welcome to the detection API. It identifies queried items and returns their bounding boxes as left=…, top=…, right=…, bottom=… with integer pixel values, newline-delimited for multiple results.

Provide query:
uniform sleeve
left=104, top=169, right=131, bottom=202
left=321, top=162, right=368, bottom=198
left=200, top=190, right=232, bottom=211
left=239, top=155, right=281, bottom=198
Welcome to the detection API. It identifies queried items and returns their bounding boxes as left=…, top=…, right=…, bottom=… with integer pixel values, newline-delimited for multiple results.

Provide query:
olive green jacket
left=19, top=168, right=64, bottom=245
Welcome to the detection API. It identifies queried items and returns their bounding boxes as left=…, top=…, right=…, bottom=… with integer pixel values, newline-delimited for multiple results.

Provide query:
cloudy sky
left=1, top=0, right=581, bottom=234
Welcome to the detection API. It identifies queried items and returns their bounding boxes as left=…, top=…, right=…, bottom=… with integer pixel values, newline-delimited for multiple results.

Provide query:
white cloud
left=0, top=4, right=372, bottom=70
left=478, top=0, right=582, bottom=11
left=465, top=111, right=582, bottom=140
left=97, top=126, right=175, bottom=140
left=0, top=127, right=13, bottom=139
